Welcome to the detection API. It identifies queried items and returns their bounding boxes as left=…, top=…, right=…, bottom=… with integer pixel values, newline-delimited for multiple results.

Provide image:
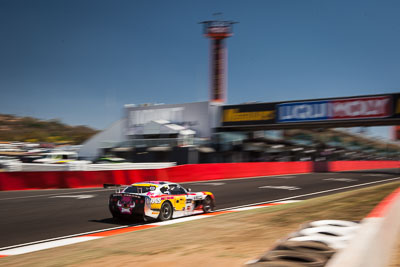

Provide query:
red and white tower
left=201, top=19, right=237, bottom=104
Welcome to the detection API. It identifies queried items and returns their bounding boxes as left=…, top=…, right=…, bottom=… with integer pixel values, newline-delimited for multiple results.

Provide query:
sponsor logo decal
left=150, top=198, right=162, bottom=204
left=117, top=196, right=136, bottom=214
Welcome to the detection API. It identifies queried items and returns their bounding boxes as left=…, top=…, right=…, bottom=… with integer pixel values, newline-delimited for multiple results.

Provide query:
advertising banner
left=277, top=95, right=392, bottom=123
left=278, top=101, right=329, bottom=122
left=221, top=94, right=398, bottom=129
left=331, top=96, right=391, bottom=119
left=222, top=103, right=276, bottom=126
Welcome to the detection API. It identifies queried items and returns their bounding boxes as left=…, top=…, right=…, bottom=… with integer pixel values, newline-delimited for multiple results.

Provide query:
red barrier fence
left=0, top=162, right=311, bottom=191
left=330, top=161, right=400, bottom=172
left=0, top=161, right=398, bottom=191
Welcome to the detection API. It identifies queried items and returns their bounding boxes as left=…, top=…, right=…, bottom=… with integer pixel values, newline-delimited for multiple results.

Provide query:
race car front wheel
left=158, top=201, right=173, bottom=221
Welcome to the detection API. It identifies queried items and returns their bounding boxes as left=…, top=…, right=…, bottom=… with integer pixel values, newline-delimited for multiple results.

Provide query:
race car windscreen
left=123, top=186, right=156, bottom=194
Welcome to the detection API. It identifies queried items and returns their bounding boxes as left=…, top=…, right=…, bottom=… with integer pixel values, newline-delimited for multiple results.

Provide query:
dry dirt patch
left=1, top=181, right=399, bottom=267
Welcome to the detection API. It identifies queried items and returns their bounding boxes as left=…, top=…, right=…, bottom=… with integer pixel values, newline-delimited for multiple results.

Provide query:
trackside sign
left=278, top=101, right=329, bottom=122
left=222, top=103, right=276, bottom=126
left=278, top=96, right=391, bottom=123
left=331, top=96, right=390, bottom=119
left=221, top=93, right=399, bottom=129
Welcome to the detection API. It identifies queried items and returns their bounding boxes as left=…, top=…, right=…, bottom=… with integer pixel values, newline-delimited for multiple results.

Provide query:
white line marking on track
left=0, top=237, right=102, bottom=255
left=0, top=224, right=139, bottom=251
left=259, top=186, right=300, bottom=190
left=272, top=176, right=296, bottom=179
left=181, top=173, right=311, bottom=184
left=49, top=195, right=96, bottom=199
left=0, top=189, right=112, bottom=201
left=363, top=174, right=390, bottom=177
left=153, top=216, right=213, bottom=226
left=233, top=200, right=301, bottom=212
left=191, top=182, right=226, bottom=186
left=324, top=178, right=357, bottom=182
left=233, top=206, right=262, bottom=211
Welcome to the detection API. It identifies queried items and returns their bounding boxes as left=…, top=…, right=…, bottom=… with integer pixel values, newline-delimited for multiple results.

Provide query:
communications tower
left=200, top=19, right=237, bottom=104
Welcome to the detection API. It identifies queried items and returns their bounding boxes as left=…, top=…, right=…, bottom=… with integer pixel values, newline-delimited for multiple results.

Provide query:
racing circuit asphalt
left=0, top=168, right=399, bottom=249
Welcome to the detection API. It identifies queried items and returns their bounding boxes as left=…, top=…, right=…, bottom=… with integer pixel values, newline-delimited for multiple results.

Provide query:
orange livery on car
left=106, top=181, right=215, bottom=221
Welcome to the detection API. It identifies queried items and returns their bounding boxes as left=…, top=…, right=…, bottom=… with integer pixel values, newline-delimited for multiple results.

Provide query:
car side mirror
left=187, top=188, right=192, bottom=192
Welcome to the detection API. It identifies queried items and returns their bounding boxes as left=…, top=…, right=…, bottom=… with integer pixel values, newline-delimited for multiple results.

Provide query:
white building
left=78, top=101, right=221, bottom=161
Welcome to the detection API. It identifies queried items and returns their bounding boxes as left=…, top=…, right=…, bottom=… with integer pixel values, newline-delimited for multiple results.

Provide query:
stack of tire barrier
left=247, top=220, right=360, bottom=267
left=326, top=187, right=400, bottom=267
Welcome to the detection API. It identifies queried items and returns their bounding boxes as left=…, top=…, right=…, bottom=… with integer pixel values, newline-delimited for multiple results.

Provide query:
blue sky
left=0, top=0, right=399, bottom=138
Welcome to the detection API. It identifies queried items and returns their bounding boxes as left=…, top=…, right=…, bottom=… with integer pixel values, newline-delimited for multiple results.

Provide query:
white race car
left=106, top=181, right=216, bottom=221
